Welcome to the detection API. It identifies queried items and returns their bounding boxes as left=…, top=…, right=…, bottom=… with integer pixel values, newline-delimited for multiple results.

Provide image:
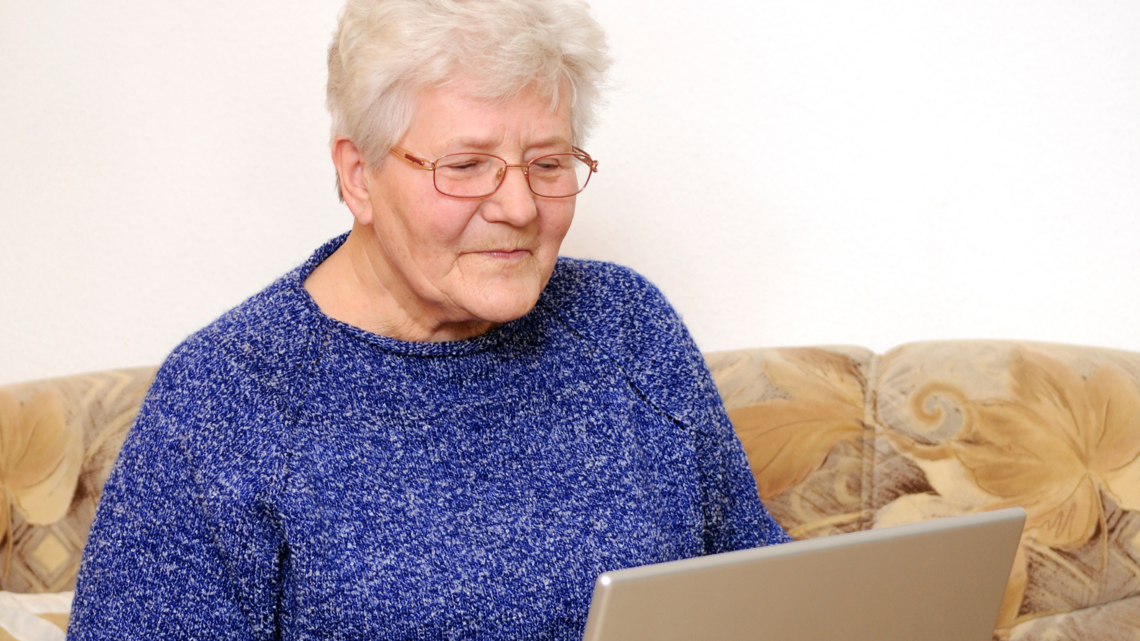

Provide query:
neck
left=303, top=226, right=494, bottom=342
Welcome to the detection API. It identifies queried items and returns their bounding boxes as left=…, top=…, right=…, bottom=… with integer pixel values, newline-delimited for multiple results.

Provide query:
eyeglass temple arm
left=573, top=147, right=599, bottom=173
left=390, top=147, right=434, bottom=170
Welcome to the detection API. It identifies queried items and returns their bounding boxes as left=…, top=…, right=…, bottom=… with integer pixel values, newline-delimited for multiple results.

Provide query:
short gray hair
left=327, top=0, right=611, bottom=170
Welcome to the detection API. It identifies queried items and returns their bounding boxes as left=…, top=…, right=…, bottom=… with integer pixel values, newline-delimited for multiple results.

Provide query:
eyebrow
left=443, top=135, right=573, bottom=153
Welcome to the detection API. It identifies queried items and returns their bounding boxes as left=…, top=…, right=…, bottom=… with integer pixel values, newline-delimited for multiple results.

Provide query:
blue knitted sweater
left=69, top=236, right=789, bottom=640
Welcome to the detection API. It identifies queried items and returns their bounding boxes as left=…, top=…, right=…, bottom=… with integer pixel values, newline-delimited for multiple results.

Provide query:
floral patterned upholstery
left=707, top=341, right=1140, bottom=641
left=0, top=368, right=156, bottom=594
left=3, top=340, right=1139, bottom=640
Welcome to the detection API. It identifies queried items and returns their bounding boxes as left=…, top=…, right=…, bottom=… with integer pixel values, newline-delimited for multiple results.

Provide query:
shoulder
left=168, top=268, right=318, bottom=385
left=541, top=257, right=677, bottom=336
left=153, top=236, right=346, bottom=425
left=541, top=257, right=716, bottom=427
left=163, top=269, right=316, bottom=400
left=544, top=256, right=661, bottom=300
left=135, top=264, right=324, bottom=478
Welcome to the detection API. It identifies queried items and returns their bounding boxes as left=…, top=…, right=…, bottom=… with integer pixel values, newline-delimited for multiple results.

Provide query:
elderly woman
left=68, top=0, right=788, bottom=638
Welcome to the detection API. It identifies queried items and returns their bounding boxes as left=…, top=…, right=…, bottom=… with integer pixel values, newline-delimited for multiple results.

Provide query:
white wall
left=2, top=0, right=1138, bottom=385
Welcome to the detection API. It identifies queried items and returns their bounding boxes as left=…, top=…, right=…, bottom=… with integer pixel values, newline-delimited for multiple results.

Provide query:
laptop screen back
left=583, top=507, right=1025, bottom=641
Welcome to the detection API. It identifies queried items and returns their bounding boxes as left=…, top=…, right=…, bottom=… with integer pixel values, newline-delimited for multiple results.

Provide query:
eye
left=531, top=156, right=567, bottom=171
left=439, top=156, right=489, bottom=172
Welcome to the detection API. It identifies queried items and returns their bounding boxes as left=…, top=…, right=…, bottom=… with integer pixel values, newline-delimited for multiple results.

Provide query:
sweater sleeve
left=543, top=260, right=791, bottom=552
left=636, top=290, right=792, bottom=552
left=691, top=373, right=794, bottom=552
left=68, top=365, right=288, bottom=640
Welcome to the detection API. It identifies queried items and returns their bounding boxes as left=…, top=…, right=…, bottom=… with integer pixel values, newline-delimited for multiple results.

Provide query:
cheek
left=399, top=196, right=481, bottom=255
left=538, top=201, right=575, bottom=245
left=424, top=206, right=481, bottom=246
left=374, top=169, right=477, bottom=248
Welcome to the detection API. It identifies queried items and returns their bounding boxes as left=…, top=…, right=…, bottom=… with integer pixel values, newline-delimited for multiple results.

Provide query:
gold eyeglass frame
left=389, top=146, right=599, bottom=199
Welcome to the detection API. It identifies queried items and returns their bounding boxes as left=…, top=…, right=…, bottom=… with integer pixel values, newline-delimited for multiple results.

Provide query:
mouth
left=473, top=249, right=532, bottom=261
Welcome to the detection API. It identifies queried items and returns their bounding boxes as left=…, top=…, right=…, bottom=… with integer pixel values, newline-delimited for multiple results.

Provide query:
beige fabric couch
left=3, top=340, right=1140, bottom=640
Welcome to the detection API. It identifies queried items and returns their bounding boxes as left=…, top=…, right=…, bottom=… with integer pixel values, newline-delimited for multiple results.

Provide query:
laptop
left=583, top=507, right=1026, bottom=641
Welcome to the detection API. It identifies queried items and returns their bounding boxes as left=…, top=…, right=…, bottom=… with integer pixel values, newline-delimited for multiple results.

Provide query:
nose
left=482, top=164, right=538, bottom=226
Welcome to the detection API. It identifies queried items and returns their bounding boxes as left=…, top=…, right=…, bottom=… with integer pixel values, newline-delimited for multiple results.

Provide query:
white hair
left=327, top=0, right=611, bottom=173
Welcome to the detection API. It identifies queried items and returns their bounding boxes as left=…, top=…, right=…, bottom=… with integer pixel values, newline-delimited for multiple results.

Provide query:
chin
left=467, top=282, right=544, bottom=325
left=457, top=257, right=554, bottom=324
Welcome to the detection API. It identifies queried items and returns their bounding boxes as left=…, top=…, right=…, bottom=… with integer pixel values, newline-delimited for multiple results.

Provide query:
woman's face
left=359, top=82, right=577, bottom=335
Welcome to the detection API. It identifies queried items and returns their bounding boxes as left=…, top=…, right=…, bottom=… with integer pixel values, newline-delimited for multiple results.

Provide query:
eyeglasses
left=390, top=146, right=598, bottom=198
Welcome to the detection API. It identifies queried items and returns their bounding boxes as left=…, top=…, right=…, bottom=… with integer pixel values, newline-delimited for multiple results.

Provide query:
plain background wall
left=2, top=0, right=1138, bottom=385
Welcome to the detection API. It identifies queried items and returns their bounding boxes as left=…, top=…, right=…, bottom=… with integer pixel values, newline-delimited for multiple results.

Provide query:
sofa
left=2, top=340, right=1139, bottom=640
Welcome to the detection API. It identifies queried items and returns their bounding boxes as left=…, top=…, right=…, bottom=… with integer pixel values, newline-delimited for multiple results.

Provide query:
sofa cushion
left=707, top=345, right=875, bottom=539
left=707, top=340, right=1140, bottom=640
left=0, top=368, right=156, bottom=593
left=1007, top=593, right=1140, bottom=641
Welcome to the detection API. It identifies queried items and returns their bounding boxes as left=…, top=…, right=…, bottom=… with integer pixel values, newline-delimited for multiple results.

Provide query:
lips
left=471, top=248, right=532, bottom=260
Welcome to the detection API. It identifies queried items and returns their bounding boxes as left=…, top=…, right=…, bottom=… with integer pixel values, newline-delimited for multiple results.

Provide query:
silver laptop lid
left=583, top=507, right=1026, bottom=641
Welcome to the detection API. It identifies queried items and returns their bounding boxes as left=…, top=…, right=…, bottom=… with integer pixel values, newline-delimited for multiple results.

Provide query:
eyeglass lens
left=433, top=153, right=592, bottom=198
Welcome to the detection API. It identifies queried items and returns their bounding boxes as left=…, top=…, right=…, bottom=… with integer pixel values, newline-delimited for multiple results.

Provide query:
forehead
left=406, top=81, right=574, bottom=154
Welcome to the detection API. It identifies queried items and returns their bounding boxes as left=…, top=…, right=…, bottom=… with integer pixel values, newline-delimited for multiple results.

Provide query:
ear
left=331, top=137, right=375, bottom=226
